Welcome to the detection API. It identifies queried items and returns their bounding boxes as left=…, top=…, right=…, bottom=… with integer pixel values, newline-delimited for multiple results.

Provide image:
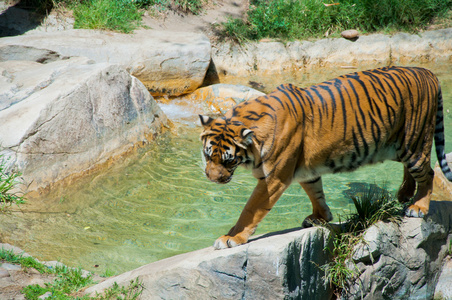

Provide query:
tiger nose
left=206, top=166, right=230, bottom=183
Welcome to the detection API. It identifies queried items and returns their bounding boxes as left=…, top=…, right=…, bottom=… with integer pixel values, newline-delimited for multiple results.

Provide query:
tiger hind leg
left=300, top=177, right=333, bottom=228
left=404, top=156, right=434, bottom=218
left=397, top=166, right=416, bottom=203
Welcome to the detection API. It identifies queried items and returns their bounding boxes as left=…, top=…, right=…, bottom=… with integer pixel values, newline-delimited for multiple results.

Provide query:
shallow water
left=1, top=64, right=451, bottom=275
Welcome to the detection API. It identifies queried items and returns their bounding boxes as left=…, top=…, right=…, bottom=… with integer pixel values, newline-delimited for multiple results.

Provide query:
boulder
left=0, top=47, right=169, bottom=194
left=0, top=29, right=211, bottom=96
left=344, top=200, right=452, bottom=300
left=84, top=227, right=333, bottom=300
left=435, top=257, right=452, bottom=299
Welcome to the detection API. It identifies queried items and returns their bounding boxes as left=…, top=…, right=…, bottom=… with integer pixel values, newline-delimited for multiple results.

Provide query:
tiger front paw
left=302, top=211, right=333, bottom=228
left=213, top=234, right=247, bottom=250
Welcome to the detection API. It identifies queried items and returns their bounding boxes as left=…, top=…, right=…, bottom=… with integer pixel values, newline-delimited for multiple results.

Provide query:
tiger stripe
left=200, top=66, right=452, bottom=249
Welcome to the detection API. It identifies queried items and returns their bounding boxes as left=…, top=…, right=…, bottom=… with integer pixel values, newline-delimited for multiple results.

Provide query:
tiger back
left=199, top=66, right=452, bottom=249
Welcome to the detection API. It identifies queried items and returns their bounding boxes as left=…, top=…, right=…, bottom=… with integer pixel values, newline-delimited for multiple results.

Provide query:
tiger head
left=199, top=115, right=254, bottom=184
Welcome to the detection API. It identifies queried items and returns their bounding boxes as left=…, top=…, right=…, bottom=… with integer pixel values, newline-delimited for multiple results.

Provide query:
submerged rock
left=177, top=83, right=265, bottom=115
left=0, top=47, right=169, bottom=194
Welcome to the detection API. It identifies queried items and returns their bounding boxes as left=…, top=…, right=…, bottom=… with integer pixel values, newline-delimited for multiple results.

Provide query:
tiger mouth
left=208, top=176, right=232, bottom=184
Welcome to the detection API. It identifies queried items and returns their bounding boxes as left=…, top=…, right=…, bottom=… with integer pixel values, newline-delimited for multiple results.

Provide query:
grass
left=0, top=156, right=25, bottom=212
left=219, top=0, right=452, bottom=42
left=0, top=248, right=143, bottom=299
left=73, top=0, right=144, bottom=33
left=320, top=184, right=405, bottom=296
left=18, top=0, right=452, bottom=36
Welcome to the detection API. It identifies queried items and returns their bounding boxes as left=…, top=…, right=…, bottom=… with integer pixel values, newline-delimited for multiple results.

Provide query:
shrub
left=73, top=0, right=144, bottom=33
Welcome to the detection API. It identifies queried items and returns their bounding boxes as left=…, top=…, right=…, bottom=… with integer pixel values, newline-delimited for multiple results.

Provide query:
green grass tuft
left=0, top=156, right=25, bottom=212
left=73, top=0, right=144, bottom=33
left=0, top=247, right=143, bottom=299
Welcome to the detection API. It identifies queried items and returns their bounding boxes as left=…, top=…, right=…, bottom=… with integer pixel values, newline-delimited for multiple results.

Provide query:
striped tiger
left=199, top=66, right=452, bottom=249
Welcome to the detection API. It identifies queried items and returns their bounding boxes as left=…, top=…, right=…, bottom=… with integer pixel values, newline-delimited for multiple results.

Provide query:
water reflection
left=0, top=64, right=451, bottom=275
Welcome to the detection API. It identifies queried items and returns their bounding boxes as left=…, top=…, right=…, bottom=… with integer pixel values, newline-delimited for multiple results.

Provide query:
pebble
left=341, top=29, right=359, bottom=40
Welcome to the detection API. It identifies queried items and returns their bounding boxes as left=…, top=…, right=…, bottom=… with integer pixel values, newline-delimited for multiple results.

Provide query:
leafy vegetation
left=72, top=0, right=144, bottom=33
left=0, top=156, right=25, bottom=212
left=219, top=0, right=452, bottom=41
left=0, top=248, right=143, bottom=299
left=320, top=184, right=405, bottom=296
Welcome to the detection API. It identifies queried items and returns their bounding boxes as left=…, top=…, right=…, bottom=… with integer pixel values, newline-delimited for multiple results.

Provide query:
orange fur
left=200, top=66, right=451, bottom=249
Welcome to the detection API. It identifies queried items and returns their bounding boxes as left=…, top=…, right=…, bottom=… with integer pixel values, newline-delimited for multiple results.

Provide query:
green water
left=1, top=64, right=451, bottom=275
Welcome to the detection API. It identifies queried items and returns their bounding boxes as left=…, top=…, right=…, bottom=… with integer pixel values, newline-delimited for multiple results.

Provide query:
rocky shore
left=1, top=1, right=452, bottom=299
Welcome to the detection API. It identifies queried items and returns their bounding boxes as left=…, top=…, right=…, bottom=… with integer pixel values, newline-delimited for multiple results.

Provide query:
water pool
left=1, top=64, right=451, bottom=275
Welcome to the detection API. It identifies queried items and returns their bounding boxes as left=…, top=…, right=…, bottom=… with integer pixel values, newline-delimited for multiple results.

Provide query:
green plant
left=0, top=249, right=49, bottom=274
left=345, top=184, right=404, bottom=233
left=73, top=0, right=144, bottom=33
left=94, top=279, right=143, bottom=300
left=1, top=248, right=143, bottom=299
left=321, top=232, right=361, bottom=291
left=219, top=0, right=452, bottom=42
left=0, top=156, right=25, bottom=212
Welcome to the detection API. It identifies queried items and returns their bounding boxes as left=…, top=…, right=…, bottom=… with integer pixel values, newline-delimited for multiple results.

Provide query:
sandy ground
left=142, top=0, right=248, bottom=41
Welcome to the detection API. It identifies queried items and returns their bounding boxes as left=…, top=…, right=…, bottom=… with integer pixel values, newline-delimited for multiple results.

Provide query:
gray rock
left=212, top=28, right=452, bottom=77
left=435, top=257, right=452, bottom=299
left=0, top=49, right=169, bottom=193
left=0, top=29, right=211, bottom=96
left=343, top=200, right=452, bottom=300
left=84, top=227, right=333, bottom=300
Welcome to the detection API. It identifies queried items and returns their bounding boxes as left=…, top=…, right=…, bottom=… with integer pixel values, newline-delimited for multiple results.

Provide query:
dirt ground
left=141, top=0, right=248, bottom=42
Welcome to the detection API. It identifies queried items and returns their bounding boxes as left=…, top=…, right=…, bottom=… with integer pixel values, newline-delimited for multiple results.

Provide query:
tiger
left=199, top=66, right=452, bottom=250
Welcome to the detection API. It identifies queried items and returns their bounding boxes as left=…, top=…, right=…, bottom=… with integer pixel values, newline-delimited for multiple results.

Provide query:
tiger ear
left=199, top=115, right=214, bottom=128
left=234, top=129, right=254, bottom=149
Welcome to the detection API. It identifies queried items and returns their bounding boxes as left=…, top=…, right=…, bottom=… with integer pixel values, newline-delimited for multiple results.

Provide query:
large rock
left=84, top=200, right=452, bottom=299
left=344, top=200, right=452, bottom=300
left=85, top=227, right=333, bottom=300
left=435, top=257, right=452, bottom=299
left=0, top=29, right=211, bottom=96
left=212, top=28, right=452, bottom=78
left=0, top=47, right=169, bottom=194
